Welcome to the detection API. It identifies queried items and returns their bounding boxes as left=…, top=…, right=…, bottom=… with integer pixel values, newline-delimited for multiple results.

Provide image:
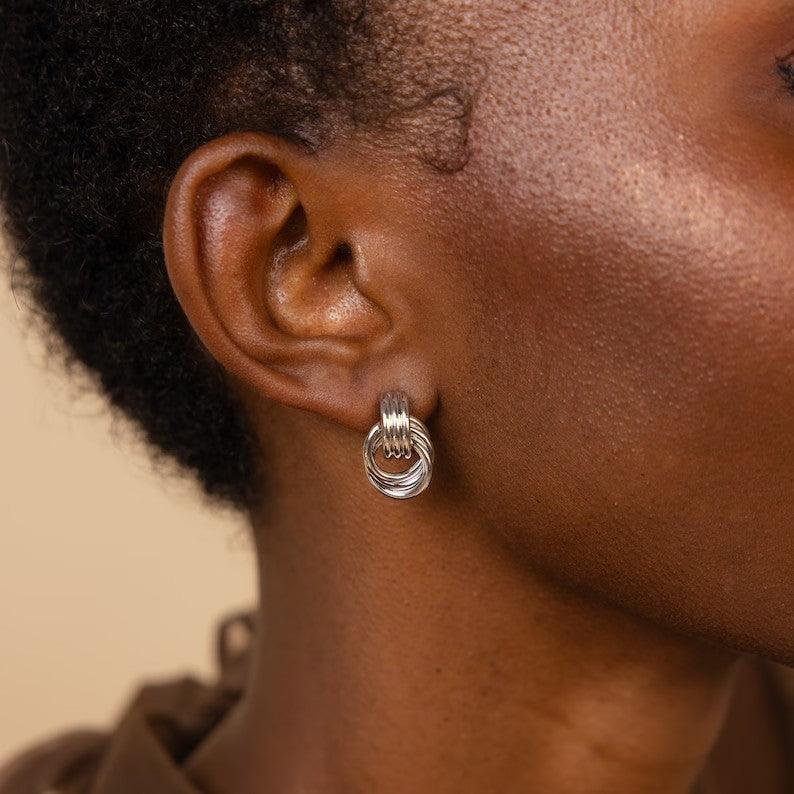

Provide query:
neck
left=186, top=412, right=738, bottom=794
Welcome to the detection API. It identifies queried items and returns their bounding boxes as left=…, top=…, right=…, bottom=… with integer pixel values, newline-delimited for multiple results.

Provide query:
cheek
left=435, top=33, right=794, bottom=660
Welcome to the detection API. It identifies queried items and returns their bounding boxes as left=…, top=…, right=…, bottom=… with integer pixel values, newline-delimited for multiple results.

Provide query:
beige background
left=0, top=241, right=257, bottom=761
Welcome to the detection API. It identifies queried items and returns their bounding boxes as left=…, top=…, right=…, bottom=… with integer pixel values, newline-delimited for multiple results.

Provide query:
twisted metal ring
left=363, top=392, right=434, bottom=500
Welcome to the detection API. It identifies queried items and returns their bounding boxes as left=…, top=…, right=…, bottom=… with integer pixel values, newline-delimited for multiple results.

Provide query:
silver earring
left=363, top=391, right=434, bottom=500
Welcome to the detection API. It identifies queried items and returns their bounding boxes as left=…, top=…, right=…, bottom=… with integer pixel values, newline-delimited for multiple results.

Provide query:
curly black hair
left=0, top=1, right=473, bottom=513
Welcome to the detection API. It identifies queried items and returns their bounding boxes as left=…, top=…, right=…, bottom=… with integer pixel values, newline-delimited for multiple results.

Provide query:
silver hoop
left=363, top=392, right=434, bottom=500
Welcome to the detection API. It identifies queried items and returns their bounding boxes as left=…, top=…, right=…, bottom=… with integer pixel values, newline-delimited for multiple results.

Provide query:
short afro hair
left=0, top=1, right=473, bottom=513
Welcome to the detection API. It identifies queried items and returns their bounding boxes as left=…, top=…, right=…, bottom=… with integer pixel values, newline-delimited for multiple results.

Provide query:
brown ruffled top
left=0, top=610, right=255, bottom=794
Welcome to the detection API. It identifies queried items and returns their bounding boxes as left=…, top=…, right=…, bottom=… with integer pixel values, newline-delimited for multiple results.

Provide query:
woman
left=2, top=1, right=794, bottom=791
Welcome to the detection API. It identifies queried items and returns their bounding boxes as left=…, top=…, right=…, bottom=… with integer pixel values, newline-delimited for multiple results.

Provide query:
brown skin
left=162, top=2, right=794, bottom=791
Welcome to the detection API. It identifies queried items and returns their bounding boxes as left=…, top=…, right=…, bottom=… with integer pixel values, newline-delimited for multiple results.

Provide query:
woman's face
left=401, top=0, right=794, bottom=660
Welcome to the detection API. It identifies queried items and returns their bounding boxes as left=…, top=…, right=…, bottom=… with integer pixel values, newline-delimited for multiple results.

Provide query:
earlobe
left=162, top=131, right=434, bottom=431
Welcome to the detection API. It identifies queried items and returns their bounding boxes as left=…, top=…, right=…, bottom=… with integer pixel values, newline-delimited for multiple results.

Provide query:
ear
left=162, top=131, right=435, bottom=431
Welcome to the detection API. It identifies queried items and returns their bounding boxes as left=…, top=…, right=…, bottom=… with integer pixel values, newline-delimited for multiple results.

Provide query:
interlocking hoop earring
left=363, top=391, right=434, bottom=500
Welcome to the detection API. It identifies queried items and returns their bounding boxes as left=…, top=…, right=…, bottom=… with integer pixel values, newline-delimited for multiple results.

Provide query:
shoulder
left=0, top=729, right=108, bottom=794
left=0, top=673, right=242, bottom=794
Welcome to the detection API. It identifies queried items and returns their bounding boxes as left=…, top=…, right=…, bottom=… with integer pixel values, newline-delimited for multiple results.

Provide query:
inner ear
left=267, top=232, right=385, bottom=343
left=273, top=202, right=309, bottom=253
